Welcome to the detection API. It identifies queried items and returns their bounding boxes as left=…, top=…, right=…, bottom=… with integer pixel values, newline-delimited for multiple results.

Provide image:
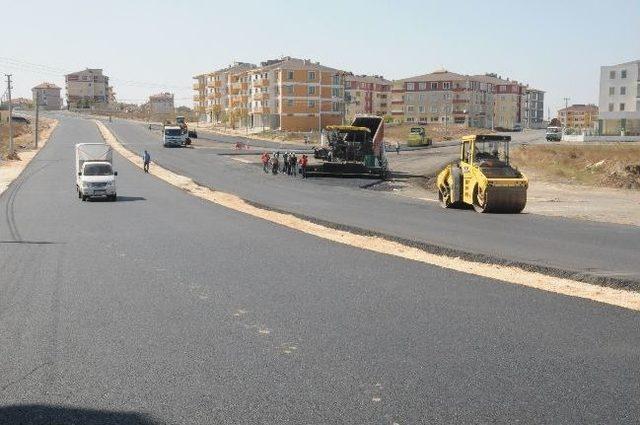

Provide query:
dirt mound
left=511, top=144, right=640, bottom=190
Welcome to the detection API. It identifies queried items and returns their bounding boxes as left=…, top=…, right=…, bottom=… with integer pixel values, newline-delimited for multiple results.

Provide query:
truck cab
left=75, top=142, right=117, bottom=202
left=163, top=125, right=187, bottom=147
left=78, top=162, right=117, bottom=201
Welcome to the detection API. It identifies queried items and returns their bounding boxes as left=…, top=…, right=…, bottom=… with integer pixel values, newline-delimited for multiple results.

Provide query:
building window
left=287, top=99, right=293, bottom=107
left=287, top=71, right=294, bottom=80
left=430, top=82, right=438, bottom=90
left=620, top=86, right=626, bottom=95
left=418, top=82, right=426, bottom=90
left=609, top=87, right=615, bottom=95
left=418, top=106, right=425, bottom=113
left=443, top=82, right=451, bottom=90
left=332, top=75, right=340, bottom=85
left=620, top=103, right=625, bottom=111
left=308, top=86, right=316, bottom=95
left=406, top=82, right=415, bottom=91
left=308, top=71, right=316, bottom=81
left=332, top=87, right=340, bottom=97
left=621, top=69, right=627, bottom=79
left=407, top=105, right=414, bottom=112
left=308, top=100, right=316, bottom=108
left=431, top=105, right=438, bottom=113
left=332, top=102, right=340, bottom=112
left=609, top=70, right=616, bottom=79
left=406, top=94, right=414, bottom=103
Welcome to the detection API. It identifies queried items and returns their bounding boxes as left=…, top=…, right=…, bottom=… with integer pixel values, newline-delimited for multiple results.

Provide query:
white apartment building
left=149, top=92, right=175, bottom=115
left=598, top=60, right=640, bottom=135
left=65, top=68, right=112, bottom=109
left=32, top=82, right=62, bottom=110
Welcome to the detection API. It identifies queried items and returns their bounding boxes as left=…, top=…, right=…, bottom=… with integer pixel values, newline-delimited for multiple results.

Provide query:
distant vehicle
left=417, top=120, right=428, bottom=126
left=513, top=124, right=523, bottom=132
left=407, top=127, right=432, bottom=147
left=546, top=126, right=562, bottom=141
left=75, top=143, right=117, bottom=201
left=11, top=116, right=30, bottom=124
left=163, top=125, right=189, bottom=147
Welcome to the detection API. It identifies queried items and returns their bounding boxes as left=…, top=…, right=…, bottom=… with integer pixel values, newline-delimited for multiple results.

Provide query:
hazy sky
left=2, top=0, right=638, bottom=115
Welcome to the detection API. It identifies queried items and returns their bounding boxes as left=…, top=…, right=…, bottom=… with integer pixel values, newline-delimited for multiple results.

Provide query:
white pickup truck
left=75, top=143, right=118, bottom=201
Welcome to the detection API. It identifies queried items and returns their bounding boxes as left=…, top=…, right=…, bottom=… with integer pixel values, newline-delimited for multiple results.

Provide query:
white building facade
left=598, top=60, right=640, bottom=135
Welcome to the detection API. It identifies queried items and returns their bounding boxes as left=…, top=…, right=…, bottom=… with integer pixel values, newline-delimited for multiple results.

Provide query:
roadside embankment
left=96, top=119, right=640, bottom=311
left=0, top=117, right=58, bottom=195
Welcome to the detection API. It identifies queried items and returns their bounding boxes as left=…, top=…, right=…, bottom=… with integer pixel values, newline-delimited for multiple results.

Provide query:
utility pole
left=318, top=63, right=322, bottom=143
left=5, top=74, right=14, bottom=156
left=563, top=97, right=570, bottom=128
left=34, top=93, right=39, bottom=149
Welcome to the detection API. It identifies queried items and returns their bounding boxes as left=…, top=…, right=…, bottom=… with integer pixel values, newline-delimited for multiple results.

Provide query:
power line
left=0, top=56, right=191, bottom=90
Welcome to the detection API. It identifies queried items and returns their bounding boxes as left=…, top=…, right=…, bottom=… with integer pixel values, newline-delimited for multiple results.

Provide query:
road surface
left=1, top=114, right=639, bottom=424
left=103, top=117, right=640, bottom=286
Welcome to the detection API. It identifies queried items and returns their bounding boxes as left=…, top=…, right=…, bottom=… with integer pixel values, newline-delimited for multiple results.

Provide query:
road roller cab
left=436, top=135, right=528, bottom=213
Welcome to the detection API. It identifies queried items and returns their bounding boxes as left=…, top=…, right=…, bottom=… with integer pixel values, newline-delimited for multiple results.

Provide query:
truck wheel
left=110, top=194, right=117, bottom=202
left=81, top=195, right=87, bottom=202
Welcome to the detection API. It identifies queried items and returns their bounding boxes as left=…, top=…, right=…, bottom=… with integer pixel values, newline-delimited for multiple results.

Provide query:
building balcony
left=253, top=107, right=270, bottom=114
left=193, top=83, right=201, bottom=90
left=193, top=95, right=202, bottom=101
left=253, top=79, right=269, bottom=88
left=253, top=92, right=269, bottom=101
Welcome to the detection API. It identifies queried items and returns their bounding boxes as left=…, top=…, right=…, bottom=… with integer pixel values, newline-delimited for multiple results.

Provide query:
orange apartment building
left=194, top=57, right=346, bottom=131
left=344, top=74, right=391, bottom=121
left=558, top=104, right=599, bottom=130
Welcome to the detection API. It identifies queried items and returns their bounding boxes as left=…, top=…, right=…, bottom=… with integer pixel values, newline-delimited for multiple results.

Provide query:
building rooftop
left=345, top=74, right=391, bottom=85
left=558, top=104, right=599, bottom=112
left=33, top=82, right=61, bottom=90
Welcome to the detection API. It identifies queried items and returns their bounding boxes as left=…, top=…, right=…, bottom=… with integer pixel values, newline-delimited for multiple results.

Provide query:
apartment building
left=65, top=68, right=112, bottom=109
left=598, top=60, right=640, bottom=135
left=523, top=88, right=545, bottom=128
left=193, top=58, right=345, bottom=131
left=558, top=104, right=598, bottom=129
left=344, top=74, right=391, bottom=120
left=149, top=92, right=174, bottom=115
left=392, top=68, right=497, bottom=128
left=32, top=82, right=62, bottom=110
left=489, top=76, right=525, bottom=130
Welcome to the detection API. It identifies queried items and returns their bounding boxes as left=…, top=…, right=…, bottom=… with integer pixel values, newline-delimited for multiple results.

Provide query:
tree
left=549, top=117, right=561, bottom=127
left=210, top=105, right=223, bottom=123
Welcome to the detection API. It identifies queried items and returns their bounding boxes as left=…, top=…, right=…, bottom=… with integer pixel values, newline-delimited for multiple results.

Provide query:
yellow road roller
left=436, top=135, right=528, bottom=213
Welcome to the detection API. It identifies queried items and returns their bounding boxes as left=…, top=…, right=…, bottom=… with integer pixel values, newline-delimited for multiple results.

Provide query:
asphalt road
left=102, top=117, right=640, bottom=285
left=1, top=114, right=639, bottom=423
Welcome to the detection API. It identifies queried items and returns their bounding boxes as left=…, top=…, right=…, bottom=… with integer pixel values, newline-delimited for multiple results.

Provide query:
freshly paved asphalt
left=1, top=114, right=639, bottom=424
left=103, top=117, right=640, bottom=285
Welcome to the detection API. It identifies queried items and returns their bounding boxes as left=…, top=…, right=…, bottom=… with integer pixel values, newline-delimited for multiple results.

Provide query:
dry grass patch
left=512, top=143, right=640, bottom=189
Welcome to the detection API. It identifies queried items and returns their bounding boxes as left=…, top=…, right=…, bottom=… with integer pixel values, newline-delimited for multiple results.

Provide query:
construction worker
left=290, top=153, right=297, bottom=176
left=300, top=154, right=308, bottom=178
left=271, top=153, right=279, bottom=175
left=261, top=152, right=270, bottom=173
left=143, top=150, right=151, bottom=173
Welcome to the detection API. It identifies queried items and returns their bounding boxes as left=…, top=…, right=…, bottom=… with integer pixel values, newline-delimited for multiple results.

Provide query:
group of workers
left=261, top=151, right=308, bottom=178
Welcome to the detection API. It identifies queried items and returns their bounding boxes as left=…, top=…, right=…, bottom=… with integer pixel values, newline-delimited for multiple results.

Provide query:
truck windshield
left=84, top=164, right=113, bottom=176
left=165, top=129, right=182, bottom=136
left=475, top=140, right=509, bottom=164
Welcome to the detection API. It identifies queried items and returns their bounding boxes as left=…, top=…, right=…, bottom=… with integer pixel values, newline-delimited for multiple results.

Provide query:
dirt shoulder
left=0, top=117, right=58, bottom=195
left=379, top=142, right=640, bottom=227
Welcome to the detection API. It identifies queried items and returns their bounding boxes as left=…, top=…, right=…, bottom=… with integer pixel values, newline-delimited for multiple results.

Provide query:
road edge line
left=95, top=120, right=640, bottom=312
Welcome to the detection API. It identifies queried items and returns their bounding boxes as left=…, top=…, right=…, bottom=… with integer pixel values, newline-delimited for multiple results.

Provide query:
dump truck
left=436, top=135, right=527, bottom=213
left=176, top=116, right=198, bottom=139
left=407, top=127, right=432, bottom=147
left=310, top=115, right=388, bottom=178
left=75, top=143, right=117, bottom=201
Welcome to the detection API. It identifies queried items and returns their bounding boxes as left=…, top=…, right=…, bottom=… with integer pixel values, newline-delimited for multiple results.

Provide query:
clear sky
left=2, top=0, right=638, bottom=116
